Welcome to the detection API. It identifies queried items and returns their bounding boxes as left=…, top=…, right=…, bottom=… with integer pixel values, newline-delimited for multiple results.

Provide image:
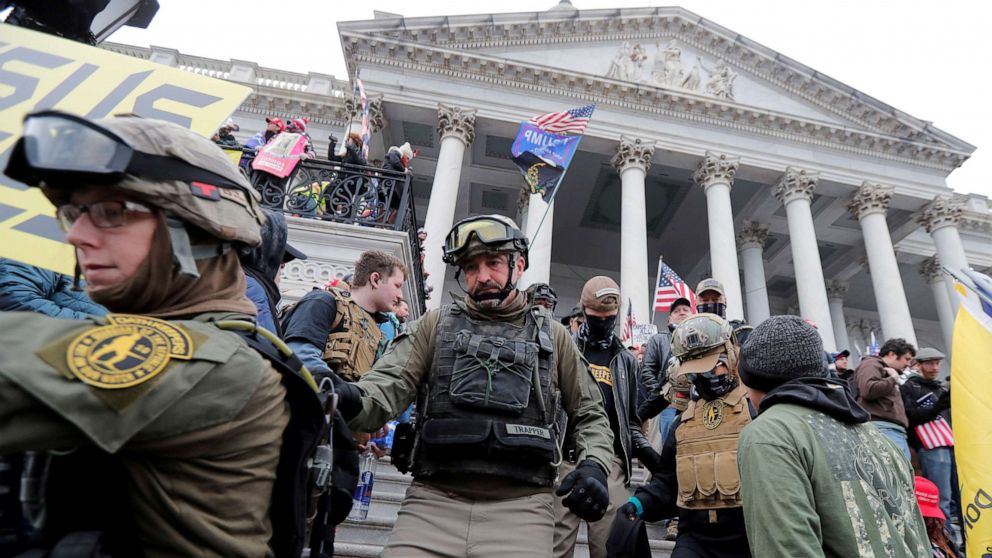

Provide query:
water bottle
left=347, top=452, right=377, bottom=521
left=371, top=420, right=398, bottom=451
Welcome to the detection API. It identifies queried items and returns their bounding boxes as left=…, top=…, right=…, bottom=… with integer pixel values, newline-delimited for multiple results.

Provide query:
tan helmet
left=671, top=313, right=737, bottom=375
left=38, top=115, right=265, bottom=248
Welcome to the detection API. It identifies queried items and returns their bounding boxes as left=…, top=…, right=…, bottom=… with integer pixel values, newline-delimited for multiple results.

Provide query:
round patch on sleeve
left=66, top=314, right=194, bottom=389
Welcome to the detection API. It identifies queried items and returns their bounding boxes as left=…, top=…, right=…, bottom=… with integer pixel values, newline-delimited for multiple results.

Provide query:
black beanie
left=739, top=315, right=827, bottom=392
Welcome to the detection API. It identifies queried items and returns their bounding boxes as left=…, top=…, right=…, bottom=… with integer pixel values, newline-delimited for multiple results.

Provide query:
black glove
left=634, top=445, right=663, bottom=475
left=315, top=369, right=363, bottom=421
left=617, top=500, right=639, bottom=519
left=555, top=459, right=610, bottom=521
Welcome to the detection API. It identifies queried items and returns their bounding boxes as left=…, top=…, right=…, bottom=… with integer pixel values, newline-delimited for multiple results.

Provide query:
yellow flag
left=0, top=25, right=251, bottom=274
left=951, top=301, right=992, bottom=556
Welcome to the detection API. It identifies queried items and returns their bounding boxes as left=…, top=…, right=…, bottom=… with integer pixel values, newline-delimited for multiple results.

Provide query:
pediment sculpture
left=606, top=40, right=737, bottom=101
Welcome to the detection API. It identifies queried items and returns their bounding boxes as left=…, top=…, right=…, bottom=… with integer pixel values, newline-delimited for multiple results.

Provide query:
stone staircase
left=335, top=459, right=675, bottom=557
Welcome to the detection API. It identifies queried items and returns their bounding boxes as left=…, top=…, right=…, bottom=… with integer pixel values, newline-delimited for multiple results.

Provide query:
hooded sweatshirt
left=240, top=210, right=292, bottom=335
left=738, top=377, right=930, bottom=558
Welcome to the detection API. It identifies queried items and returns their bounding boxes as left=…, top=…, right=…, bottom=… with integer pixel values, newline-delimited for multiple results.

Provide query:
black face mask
left=690, top=371, right=738, bottom=401
left=584, top=315, right=616, bottom=342
left=696, top=302, right=727, bottom=318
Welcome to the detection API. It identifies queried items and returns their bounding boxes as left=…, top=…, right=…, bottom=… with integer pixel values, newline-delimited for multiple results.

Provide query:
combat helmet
left=442, top=214, right=529, bottom=269
left=526, top=282, right=558, bottom=311
left=671, top=312, right=737, bottom=374
left=5, top=110, right=265, bottom=277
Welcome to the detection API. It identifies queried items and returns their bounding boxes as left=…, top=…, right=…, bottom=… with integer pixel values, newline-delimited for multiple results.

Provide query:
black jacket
left=640, top=331, right=672, bottom=394
left=901, top=375, right=951, bottom=449
left=572, top=335, right=648, bottom=485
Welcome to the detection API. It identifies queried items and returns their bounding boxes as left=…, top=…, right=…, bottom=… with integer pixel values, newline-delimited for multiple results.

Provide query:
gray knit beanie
left=739, top=315, right=827, bottom=392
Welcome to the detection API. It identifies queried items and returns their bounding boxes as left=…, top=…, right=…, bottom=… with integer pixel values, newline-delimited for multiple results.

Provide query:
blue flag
left=511, top=122, right=582, bottom=201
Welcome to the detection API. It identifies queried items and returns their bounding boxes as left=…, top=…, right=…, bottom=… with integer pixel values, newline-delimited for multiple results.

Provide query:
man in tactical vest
left=283, top=249, right=406, bottom=384
left=553, top=276, right=654, bottom=558
left=614, top=313, right=754, bottom=558
left=0, top=111, right=340, bottom=557
left=328, top=214, right=616, bottom=557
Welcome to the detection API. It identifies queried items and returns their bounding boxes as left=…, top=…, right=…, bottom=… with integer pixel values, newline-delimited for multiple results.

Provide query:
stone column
left=736, top=221, right=770, bottom=325
left=611, top=136, right=655, bottom=323
left=422, top=104, right=476, bottom=310
left=520, top=194, right=553, bottom=289
left=846, top=182, right=918, bottom=346
left=825, top=281, right=850, bottom=351
left=693, top=152, right=745, bottom=321
left=917, top=196, right=971, bottom=312
left=774, top=167, right=837, bottom=351
left=919, top=256, right=955, bottom=353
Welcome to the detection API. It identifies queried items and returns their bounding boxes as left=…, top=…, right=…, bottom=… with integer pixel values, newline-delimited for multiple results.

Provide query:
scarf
left=88, top=216, right=257, bottom=319
left=576, top=320, right=614, bottom=352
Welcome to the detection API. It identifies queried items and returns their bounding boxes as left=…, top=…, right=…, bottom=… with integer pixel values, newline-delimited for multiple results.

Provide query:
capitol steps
left=335, top=459, right=675, bottom=557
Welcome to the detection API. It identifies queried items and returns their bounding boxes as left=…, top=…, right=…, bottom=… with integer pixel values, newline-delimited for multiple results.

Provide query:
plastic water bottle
left=348, top=452, right=377, bottom=521
left=371, top=420, right=398, bottom=451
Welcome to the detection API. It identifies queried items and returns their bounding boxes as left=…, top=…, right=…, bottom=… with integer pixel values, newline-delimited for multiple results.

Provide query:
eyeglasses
left=56, top=200, right=153, bottom=231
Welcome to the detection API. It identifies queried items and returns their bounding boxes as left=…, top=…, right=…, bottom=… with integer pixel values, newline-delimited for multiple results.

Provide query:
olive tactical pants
left=382, top=482, right=555, bottom=558
left=552, top=457, right=629, bottom=558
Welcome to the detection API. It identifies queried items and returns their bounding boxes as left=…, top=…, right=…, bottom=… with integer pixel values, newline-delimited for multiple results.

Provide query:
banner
left=0, top=25, right=251, bottom=274
left=511, top=122, right=582, bottom=200
left=251, top=132, right=307, bottom=178
left=951, top=300, right=992, bottom=556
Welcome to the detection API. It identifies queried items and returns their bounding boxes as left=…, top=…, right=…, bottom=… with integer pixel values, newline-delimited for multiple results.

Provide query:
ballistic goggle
left=5, top=110, right=243, bottom=189
left=442, top=215, right=528, bottom=265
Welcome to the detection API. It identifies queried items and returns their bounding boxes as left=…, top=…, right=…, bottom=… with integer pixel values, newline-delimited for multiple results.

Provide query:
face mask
left=696, top=302, right=727, bottom=318
left=689, top=370, right=738, bottom=401
left=584, top=315, right=616, bottom=342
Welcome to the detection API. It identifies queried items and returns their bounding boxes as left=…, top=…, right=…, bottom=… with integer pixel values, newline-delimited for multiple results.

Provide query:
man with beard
left=326, top=214, right=614, bottom=557
left=614, top=313, right=754, bottom=558
left=553, top=277, right=653, bottom=558
left=736, top=316, right=928, bottom=557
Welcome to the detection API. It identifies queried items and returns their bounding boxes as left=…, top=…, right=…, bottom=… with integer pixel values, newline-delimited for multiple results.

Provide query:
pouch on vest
left=419, top=418, right=555, bottom=465
left=449, top=330, right=538, bottom=415
left=715, top=450, right=740, bottom=499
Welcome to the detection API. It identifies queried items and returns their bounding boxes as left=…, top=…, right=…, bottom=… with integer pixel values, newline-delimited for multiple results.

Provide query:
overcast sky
left=109, top=0, right=991, bottom=198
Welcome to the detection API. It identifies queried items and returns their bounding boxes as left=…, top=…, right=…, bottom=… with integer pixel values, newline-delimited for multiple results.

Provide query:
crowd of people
left=0, top=109, right=966, bottom=558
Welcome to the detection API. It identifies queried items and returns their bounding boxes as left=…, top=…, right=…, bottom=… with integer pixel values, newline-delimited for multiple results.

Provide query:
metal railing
left=242, top=155, right=426, bottom=312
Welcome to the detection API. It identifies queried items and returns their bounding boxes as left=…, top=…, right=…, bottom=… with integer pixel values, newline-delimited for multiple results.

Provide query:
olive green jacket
left=348, top=297, right=614, bottom=498
left=0, top=311, right=289, bottom=558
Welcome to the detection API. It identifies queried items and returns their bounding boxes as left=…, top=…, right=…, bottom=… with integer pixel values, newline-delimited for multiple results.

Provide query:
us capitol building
left=105, top=1, right=992, bottom=360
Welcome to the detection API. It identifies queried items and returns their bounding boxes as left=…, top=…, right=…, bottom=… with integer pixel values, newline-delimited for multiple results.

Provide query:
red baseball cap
left=914, top=476, right=945, bottom=520
left=265, top=117, right=286, bottom=132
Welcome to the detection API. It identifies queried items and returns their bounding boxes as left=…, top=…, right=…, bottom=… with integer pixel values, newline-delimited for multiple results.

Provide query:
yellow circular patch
left=66, top=314, right=194, bottom=390
left=702, top=400, right=725, bottom=430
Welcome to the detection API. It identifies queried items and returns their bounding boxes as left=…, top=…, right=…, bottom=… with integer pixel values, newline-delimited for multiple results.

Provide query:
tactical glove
left=555, top=459, right=610, bottom=521
left=316, top=369, right=363, bottom=421
left=617, top=499, right=640, bottom=519
left=634, top=445, right=663, bottom=475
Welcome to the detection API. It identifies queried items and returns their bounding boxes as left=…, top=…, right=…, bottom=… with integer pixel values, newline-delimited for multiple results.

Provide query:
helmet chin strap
left=460, top=253, right=519, bottom=306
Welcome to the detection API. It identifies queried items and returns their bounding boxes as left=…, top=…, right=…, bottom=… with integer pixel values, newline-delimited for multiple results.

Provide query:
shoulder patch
left=66, top=314, right=194, bottom=390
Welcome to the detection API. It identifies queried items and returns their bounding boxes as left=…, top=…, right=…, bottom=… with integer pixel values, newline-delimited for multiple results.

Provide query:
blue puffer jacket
left=0, top=258, right=107, bottom=319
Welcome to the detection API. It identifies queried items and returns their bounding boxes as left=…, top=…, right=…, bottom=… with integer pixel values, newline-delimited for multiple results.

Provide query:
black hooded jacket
left=760, top=377, right=871, bottom=424
left=240, top=209, right=291, bottom=336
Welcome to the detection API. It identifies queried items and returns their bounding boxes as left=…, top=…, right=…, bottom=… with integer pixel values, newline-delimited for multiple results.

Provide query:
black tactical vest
left=412, top=304, right=559, bottom=486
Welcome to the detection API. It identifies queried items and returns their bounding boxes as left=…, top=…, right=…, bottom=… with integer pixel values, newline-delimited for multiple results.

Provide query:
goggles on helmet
left=6, top=110, right=243, bottom=190
left=442, top=216, right=527, bottom=264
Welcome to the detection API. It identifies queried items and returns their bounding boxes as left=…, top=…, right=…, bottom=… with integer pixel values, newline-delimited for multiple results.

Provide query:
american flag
left=621, top=299, right=635, bottom=345
left=915, top=416, right=954, bottom=449
left=354, top=73, right=371, bottom=160
left=654, top=259, right=696, bottom=312
left=528, top=104, right=595, bottom=135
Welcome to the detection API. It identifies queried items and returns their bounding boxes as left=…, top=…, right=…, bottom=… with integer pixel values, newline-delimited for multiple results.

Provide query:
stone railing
left=243, top=154, right=426, bottom=313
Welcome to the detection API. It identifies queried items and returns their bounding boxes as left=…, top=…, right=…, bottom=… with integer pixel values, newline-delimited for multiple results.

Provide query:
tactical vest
left=674, top=383, right=751, bottom=510
left=320, top=288, right=383, bottom=382
left=412, top=304, right=560, bottom=486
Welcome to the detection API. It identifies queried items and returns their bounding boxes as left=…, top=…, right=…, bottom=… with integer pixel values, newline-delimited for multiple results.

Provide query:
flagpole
left=651, top=256, right=663, bottom=327
left=528, top=167, right=569, bottom=244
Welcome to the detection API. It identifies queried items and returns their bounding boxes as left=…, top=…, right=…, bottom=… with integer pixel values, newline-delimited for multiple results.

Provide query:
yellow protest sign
left=0, top=24, right=251, bottom=274
left=951, top=300, right=992, bottom=557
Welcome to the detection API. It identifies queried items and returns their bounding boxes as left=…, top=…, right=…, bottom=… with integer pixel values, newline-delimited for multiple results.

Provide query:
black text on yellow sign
left=0, top=24, right=250, bottom=275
